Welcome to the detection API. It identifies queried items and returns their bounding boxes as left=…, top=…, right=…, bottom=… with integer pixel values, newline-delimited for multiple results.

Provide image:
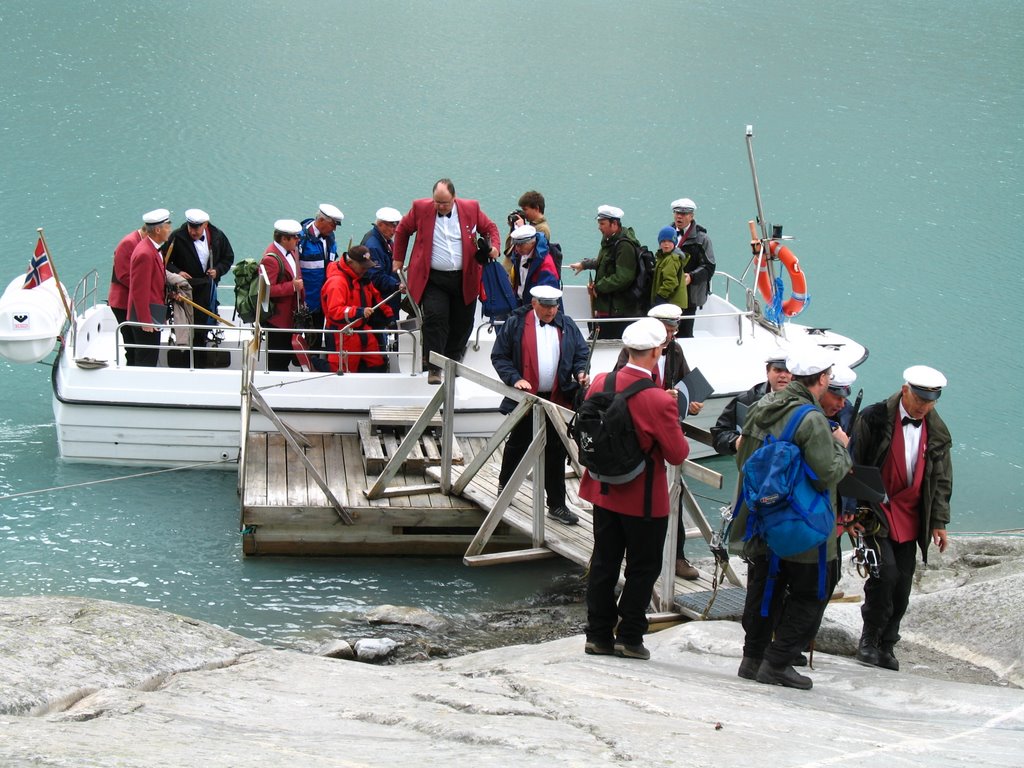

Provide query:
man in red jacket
left=581, top=317, right=689, bottom=660
left=392, top=178, right=500, bottom=385
left=126, top=208, right=173, bottom=366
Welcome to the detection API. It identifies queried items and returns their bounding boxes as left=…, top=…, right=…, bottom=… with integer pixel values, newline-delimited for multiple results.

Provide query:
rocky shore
left=1, top=535, right=1022, bottom=766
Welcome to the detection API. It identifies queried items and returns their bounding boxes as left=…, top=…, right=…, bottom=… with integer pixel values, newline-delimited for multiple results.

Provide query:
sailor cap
left=530, top=285, right=562, bottom=306
left=904, top=365, right=946, bottom=401
left=319, top=203, right=344, bottom=224
left=596, top=205, right=624, bottom=221
left=671, top=198, right=696, bottom=213
left=185, top=208, right=209, bottom=225
left=785, top=345, right=833, bottom=377
left=511, top=224, right=537, bottom=243
left=647, top=303, right=683, bottom=325
left=375, top=206, right=402, bottom=223
left=622, top=317, right=667, bottom=350
left=828, top=364, right=857, bottom=397
left=143, top=208, right=171, bottom=225
left=765, top=352, right=789, bottom=369
left=274, top=219, right=303, bottom=236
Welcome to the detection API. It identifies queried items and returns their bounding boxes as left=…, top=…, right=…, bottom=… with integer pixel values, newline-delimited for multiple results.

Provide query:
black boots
left=755, top=659, right=813, bottom=690
left=856, top=627, right=882, bottom=666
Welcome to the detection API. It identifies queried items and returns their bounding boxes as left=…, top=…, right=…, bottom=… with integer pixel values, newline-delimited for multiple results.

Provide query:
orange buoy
left=755, top=241, right=809, bottom=317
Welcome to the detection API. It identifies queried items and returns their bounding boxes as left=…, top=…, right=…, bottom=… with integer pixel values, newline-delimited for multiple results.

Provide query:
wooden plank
left=369, top=405, right=442, bottom=429
left=358, top=420, right=385, bottom=473
left=323, top=434, right=350, bottom=508
left=245, top=433, right=268, bottom=508
left=286, top=439, right=308, bottom=508
left=420, top=434, right=440, bottom=463
left=369, top=482, right=442, bottom=499
left=265, top=433, right=288, bottom=507
left=244, top=505, right=486, bottom=528
left=682, top=459, right=723, bottom=489
left=464, top=548, right=559, bottom=566
left=342, top=434, right=387, bottom=507
left=305, top=435, right=328, bottom=507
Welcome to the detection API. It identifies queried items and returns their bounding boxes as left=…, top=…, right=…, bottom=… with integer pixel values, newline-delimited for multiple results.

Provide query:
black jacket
left=711, top=381, right=770, bottom=455
left=165, top=222, right=235, bottom=308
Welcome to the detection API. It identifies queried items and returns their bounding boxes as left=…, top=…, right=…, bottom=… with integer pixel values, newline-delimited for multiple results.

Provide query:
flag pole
left=36, top=228, right=74, bottom=327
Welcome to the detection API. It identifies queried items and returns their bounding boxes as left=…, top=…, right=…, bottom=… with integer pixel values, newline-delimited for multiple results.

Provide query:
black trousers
left=678, top=305, right=697, bottom=338
left=129, top=326, right=161, bottom=367
left=862, top=536, right=918, bottom=648
left=421, top=269, right=475, bottom=371
left=111, top=307, right=134, bottom=366
left=586, top=506, right=667, bottom=646
left=497, top=400, right=566, bottom=510
left=741, top=553, right=835, bottom=665
left=265, top=326, right=295, bottom=371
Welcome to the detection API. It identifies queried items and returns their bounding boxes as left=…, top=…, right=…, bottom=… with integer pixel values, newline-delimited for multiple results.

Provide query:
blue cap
left=657, top=226, right=678, bottom=244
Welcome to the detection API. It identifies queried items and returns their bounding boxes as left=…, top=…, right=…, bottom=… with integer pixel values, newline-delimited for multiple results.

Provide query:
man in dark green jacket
left=730, top=347, right=852, bottom=690
left=569, top=205, right=642, bottom=339
left=852, top=365, right=952, bottom=672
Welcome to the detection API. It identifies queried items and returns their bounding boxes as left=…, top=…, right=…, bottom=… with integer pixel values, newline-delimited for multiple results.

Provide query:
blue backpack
left=739, top=403, right=835, bottom=614
left=480, top=259, right=518, bottom=321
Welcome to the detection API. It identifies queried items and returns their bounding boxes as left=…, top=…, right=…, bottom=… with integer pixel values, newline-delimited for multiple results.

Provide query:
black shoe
left=547, top=505, right=579, bottom=525
left=737, top=656, right=761, bottom=680
left=584, top=640, right=615, bottom=656
left=614, top=641, right=650, bottom=660
left=310, top=356, right=332, bottom=373
left=856, top=627, right=883, bottom=667
left=755, top=660, right=813, bottom=690
left=427, top=369, right=442, bottom=385
left=878, top=646, right=900, bottom=671
left=791, top=653, right=808, bottom=667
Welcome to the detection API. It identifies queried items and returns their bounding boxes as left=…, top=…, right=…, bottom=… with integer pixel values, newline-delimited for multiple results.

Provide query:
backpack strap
left=779, top=403, right=819, bottom=443
left=596, top=371, right=657, bottom=505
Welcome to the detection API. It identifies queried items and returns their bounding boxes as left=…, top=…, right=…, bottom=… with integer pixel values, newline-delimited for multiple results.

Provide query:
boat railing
left=257, top=325, right=420, bottom=375
left=68, top=269, right=102, bottom=357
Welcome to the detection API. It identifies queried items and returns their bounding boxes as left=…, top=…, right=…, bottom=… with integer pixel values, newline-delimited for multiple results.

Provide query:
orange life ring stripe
left=756, top=241, right=809, bottom=317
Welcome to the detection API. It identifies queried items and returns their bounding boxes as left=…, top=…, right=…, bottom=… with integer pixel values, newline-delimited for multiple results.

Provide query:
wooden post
left=531, top=403, right=546, bottom=548
left=35, top=229, right=73, bottom=327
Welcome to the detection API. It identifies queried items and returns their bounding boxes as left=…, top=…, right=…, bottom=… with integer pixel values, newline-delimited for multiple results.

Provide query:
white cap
left=375, top=206, right=402, bottom=223
left=511, top=224, right=537, bottom=243
left=828, top=365, right=857, bottom=396
left=143, top=208, right=171, bottom=225
left=785, top=345, right=833, bottom=377
left=904, top=365, right=946, bottom=401
left=647, top=303, right=683, bottom=324
left=530, top=285, right=562, bottom=306
left=596, top=205, right=624, bottom=220
left=318, top=203, right=344, bottom=224
left=622, top=317, right=667, bottom=350
left=185, top=208, right=209, bottom=225
left=274, top=219, right=303, bottom=236
left=671, top=198, right=696, bottom=213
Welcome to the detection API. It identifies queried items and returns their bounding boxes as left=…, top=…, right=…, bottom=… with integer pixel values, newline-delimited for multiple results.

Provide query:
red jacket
left=127, top=237, right=166, bottom=325
left=579, top=364, right=689, bottom=518
left=322, top=260, right=395, bottom=372
left=392, top=197, right=500, bottom=305
left=260, top=244, right=301, bottom=328
left=109, top=229, right=143, bottom=311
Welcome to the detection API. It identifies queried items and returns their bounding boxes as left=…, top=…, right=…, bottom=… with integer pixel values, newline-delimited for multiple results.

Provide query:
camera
left=507, top=210, right=526, bottom=230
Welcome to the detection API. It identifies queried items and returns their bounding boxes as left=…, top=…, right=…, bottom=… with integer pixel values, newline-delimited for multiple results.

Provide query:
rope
left=0, top=458, right=236, bottom=502
left=256, top=371, right=340, bottom=391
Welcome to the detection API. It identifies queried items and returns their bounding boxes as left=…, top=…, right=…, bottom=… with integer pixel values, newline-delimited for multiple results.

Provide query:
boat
left=0, top=260, right=866, bottom=468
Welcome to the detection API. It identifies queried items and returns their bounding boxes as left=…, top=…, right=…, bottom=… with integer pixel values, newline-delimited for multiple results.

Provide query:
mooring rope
left=0, top=458, right=236, bottom=502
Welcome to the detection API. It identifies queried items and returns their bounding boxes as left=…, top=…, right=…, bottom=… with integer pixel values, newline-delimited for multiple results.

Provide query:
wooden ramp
left=425, top=462, right=740, bottom=621
left=241, top=433, right=528, bottom=556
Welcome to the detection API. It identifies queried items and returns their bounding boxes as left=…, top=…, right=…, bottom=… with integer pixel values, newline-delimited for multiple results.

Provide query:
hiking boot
left=675, top=558, right=699, bottom=580
left=791, top=653, right=808, bottom=667
left=878, top=645, right=900, bottom=671
left=427, top=369, right=442, bottom=385
left=614, top=641, right=651, bottom=660
left=737, top=656, right=761, bottom=680
left=856, top=628, right=882, bottom=667
left=584, top=640, right=615, bottom=656
left=755, top=660, right=813, bottom=690
left=547, top=505, right=579, bottom=525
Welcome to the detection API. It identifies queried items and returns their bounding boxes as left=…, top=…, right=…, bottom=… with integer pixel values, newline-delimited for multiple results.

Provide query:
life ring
left=755, top=241, right=809, bottom=317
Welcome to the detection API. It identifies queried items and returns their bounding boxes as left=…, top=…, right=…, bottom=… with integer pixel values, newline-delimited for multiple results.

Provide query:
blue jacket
left=491, top=304, right=589, bottom=414
left=511, top=232, right=561, bottom=308
left=298, top=218, right=338, bottom=312
left=361, top=225, right=401, bottom=315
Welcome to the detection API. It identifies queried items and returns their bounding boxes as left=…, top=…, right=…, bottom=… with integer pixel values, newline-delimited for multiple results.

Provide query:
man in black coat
left=165, top=208, right=235, bottom=353
left=710, top=354, right=792, bottom=456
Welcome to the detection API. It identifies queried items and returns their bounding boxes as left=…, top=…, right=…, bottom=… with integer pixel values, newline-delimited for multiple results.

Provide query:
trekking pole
left=339, top=291, right=401, bottom=333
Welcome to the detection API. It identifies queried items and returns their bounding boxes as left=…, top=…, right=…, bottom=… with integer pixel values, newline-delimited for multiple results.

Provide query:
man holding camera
left=392, top=178, right=501, bottom=385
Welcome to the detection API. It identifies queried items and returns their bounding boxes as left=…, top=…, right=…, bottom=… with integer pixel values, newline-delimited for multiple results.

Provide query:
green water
left=0, top=0, right=1020, bottom=643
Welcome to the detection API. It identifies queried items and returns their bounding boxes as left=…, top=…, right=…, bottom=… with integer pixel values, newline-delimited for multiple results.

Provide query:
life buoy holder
left=755, top=240, right=809, bottom=317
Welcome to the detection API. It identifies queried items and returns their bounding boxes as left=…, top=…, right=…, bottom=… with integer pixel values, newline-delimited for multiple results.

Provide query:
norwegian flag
left=23, top=236, right=53, bottom=289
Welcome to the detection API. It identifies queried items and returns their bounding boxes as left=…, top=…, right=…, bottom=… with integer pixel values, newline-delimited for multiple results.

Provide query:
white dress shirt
left=898, top=401, right=923, bottom=485
left=431, top=204, right=463, bottom=271
left=534, top=314, right=559, bottom=393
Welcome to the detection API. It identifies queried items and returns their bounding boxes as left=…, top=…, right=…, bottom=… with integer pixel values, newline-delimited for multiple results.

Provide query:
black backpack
left=615, top=227, right=655, bottom=311
left=569, top=370, right=657, bottom=513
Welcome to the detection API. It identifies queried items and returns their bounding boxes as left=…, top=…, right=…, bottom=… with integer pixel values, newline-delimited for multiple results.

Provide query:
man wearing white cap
left=670, top=198, right=716, bottom=338
left=392, top=179, right=501, bottom=385
left=109, top=213, right=151, bottom=365
left=126, top=209, right=173, bottom=366
left=260, top=219, right=305, bottom=371
left=581, top=317, right=689, bottom=660
left=711, top=352, right=791, bottom=456
left=361, top=207, right=404, bottom=318
left=852, top=365, right=952, bottom=672
left=567, top=205, right=644, bottom=340
left=508, top=224, right=560, bottom=306
left=491, top=285, right=589, bottom=525
left=297, top=203, right=344, bottom=366
left=165, top=208, right=235, bottom=358
left=821, top=364, right=857, bottom=431
left=730, top=345, right=852, bottom=689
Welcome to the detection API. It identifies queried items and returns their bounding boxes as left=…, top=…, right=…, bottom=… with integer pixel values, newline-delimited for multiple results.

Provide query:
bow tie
left=538, top=319, right=552, bottom=327
left=902, top=416, right=922, bottom=428
left=437, top=212, right=451, bottom=219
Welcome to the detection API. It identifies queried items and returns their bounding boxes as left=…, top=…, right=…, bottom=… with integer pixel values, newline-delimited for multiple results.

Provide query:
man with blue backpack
left=730, top=346, right=852, bottom=690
